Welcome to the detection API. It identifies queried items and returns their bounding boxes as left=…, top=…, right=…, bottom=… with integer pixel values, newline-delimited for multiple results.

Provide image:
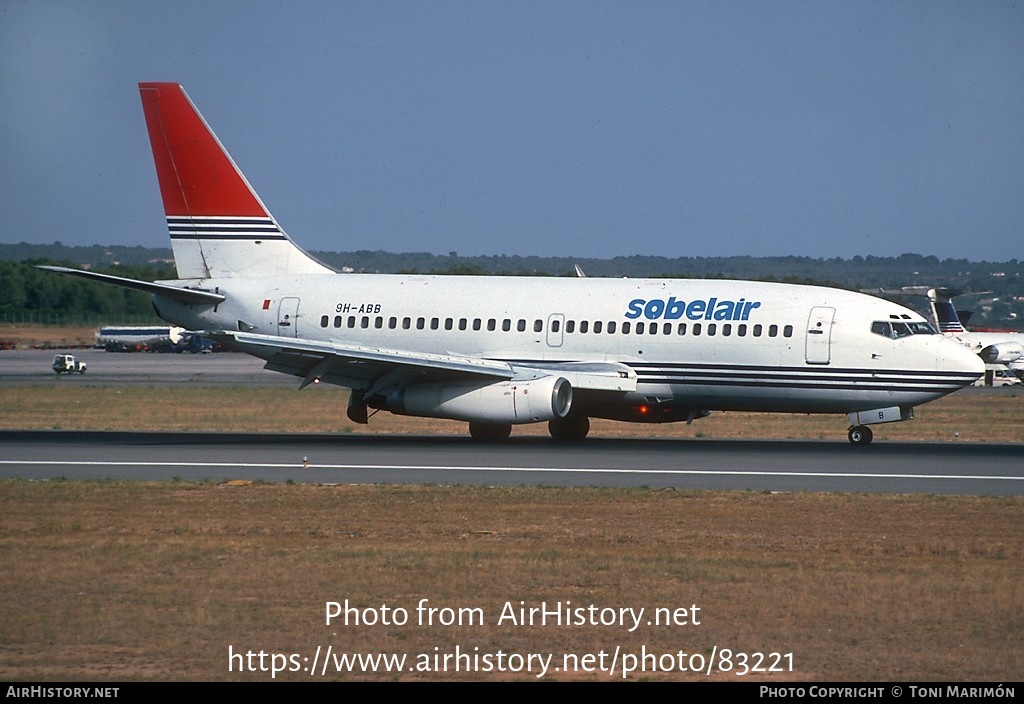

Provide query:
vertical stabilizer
left=138, top=83, right=334, bottom=279
left=928, top=288, right=967, bottom=334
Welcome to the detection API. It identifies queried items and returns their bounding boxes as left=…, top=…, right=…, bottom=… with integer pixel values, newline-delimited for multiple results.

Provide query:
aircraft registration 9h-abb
left=42, top=83, right=985, bottom=444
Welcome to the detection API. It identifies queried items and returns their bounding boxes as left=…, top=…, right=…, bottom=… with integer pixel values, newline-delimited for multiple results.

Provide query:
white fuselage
left=154, top=274, right=984, bottom=420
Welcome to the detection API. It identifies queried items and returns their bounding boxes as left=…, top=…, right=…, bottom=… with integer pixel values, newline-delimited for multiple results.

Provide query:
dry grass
left=1, top=383, right=1021, bottom=443
left=2, top=325, right=1022, bottom=681
left=0, top=323, right=97, bottom=348
left=1, top=481, right=1021, bottom=681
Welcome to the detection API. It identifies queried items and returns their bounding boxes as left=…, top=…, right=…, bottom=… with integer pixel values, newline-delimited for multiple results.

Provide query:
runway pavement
left=2, top=349, right=1022, bottom=495
left=1, top=430, right=1022, bottom=495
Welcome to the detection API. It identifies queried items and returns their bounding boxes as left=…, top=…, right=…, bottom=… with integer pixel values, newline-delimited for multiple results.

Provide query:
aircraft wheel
left=848, top=425, right=873, bottom=446
left=469, top=421, right=512, bottom=443
left=548, top=414, right=590, bottom=442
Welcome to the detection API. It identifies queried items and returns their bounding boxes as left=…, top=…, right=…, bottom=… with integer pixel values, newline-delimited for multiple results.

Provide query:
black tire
left=848, top=425, right=874, bottom=446
left=548, top=414, right=590, bottom=442
left=468, top=422, right=512, bottom=443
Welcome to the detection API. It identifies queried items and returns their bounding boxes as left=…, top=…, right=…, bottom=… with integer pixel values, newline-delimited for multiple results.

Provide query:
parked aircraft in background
left=41, top=83, right=984, bottom=444
left=96, top=325, right=183, bottom=351
left=902, top=286, right=1024, bottom=383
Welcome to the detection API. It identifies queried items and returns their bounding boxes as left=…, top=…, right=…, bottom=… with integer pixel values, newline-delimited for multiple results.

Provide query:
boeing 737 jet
left=42, top=83, right=985, bottom=444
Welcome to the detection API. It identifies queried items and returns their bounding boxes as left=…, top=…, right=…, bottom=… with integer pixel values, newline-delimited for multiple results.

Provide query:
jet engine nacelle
left=384, top=376, right=572, bottom=424
left=979, top=342, right=1024, bottom=365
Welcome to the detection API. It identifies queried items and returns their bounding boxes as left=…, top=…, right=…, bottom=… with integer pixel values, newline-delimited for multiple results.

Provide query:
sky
left=1, top=0, right=1021, bottom=260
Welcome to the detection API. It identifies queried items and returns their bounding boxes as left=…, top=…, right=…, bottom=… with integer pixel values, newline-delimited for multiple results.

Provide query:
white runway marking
left=2, top=460, right=1021, bottom=483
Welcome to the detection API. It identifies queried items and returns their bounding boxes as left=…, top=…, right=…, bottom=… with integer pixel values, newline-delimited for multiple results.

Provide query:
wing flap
left=206, top=331, right=637, bottom=394
left=209, top=330, right=516, bottom=388
left=514, top=361, right=638, bottom=392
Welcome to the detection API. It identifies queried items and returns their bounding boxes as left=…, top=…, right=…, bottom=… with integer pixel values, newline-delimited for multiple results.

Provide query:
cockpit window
left=892, top=322, right=912, bottom=338
left=871, top=322, right=892, bottom=338
left=871, top=320, right=936, bottom=339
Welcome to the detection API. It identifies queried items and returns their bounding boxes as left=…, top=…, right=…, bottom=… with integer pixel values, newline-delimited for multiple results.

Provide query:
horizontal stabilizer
left=37, top=266, right=225, bottom=305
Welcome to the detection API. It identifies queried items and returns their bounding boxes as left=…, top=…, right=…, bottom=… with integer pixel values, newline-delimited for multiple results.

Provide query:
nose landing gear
left=847, top=425, right=874, bottom=446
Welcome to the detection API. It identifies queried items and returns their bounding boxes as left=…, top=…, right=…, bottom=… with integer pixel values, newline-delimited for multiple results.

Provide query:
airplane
left=903, top=286, right=1024, bottom=381
left=40, top=82, right=985, bottom=445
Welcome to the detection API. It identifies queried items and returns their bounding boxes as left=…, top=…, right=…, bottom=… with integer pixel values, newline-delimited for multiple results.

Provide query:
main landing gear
left=548, top=413, right=590, bottom=442
left=468, top=421, right=512, bottom=443
left=847, top=425, right=874, bottom=446
left=467, top=414, right=592, bottom=443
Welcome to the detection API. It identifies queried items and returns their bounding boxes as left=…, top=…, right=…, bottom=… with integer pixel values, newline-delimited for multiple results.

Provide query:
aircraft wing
left=511, top=361, right=637, bottom=392
left=206, top=330, right=636, bottom=395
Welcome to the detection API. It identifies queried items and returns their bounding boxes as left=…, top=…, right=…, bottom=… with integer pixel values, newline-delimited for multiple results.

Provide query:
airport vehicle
left=40, top=83, right=985, bottom=444
left=52, top=354, right=86, bottom=374
left=974, top=366, right=1022, bottom=387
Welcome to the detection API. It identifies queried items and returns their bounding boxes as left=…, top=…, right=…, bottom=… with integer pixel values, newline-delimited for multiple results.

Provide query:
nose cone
left=937, top=336, right=985, bottom=386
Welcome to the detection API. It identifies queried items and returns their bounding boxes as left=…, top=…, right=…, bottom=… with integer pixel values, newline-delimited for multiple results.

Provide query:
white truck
left=52, top=354, right=87, bottom=374
left=974, top=364, right=1021, bottom=387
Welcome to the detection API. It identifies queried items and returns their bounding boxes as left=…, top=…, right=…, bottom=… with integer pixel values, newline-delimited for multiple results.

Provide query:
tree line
left=0, top=260, right=176, bottom=325
left=1, top=245, right=1021, bottom=329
